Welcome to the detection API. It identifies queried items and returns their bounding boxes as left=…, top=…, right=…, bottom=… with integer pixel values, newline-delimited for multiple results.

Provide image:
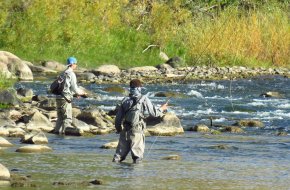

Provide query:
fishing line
left=146, top=4, right=238, bottom=158
left=145, top=134, right=159, bottom=159
left=144, top=97, right=170, bottom=159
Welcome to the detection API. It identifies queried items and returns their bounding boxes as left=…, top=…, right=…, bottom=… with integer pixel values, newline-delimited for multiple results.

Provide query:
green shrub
left=0, top=74, right=16, bottom=90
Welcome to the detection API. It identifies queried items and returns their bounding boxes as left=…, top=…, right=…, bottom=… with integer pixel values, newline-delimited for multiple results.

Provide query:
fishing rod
left=146, top=4, right=240, bottom=159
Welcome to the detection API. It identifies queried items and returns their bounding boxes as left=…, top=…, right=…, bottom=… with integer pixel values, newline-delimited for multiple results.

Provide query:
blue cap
left=67, top=57, right=77, bottom=65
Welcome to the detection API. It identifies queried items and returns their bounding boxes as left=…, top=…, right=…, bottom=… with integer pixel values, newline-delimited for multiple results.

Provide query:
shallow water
left=1, top=75, right=290, bottom=189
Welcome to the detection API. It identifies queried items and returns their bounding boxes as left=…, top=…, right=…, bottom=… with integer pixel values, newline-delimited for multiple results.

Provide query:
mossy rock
left=221, top=126, right=244, bottom=133
left=103, top=86, right=126, bottom=94
left=211, top=130, right=222, bottom=135
left=235, top=120, right=264, bottom=128
left=10, top=173, right=37, bottom=188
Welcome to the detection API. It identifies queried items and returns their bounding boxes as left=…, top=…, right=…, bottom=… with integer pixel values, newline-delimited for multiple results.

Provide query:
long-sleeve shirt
left=61, top=67, right=83, bottom=102
left=115, top=95, right=163, bottom=132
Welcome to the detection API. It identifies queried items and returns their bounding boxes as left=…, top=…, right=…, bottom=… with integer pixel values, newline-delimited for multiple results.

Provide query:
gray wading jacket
left=115, top=95, right=164, bottom=132
left=61, top=67, right=83, bottom=102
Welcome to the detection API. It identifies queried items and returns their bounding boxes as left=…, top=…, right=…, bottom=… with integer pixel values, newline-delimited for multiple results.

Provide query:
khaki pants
left=54, top=98, right=72, bottom=135
left=113, top=130, right=145, bottom=163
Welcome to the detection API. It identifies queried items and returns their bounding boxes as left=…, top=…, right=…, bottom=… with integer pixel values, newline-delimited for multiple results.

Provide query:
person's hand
left=81, top=92, right=88, bottom=98
left=160, top=103, right=168, bottom=112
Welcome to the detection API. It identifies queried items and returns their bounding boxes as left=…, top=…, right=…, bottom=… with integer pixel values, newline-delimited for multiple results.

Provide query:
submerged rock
left=210, top=144, right=239, bottom=150
left=16, top=145, right=52, bottom=153
left=103, top=86, right=127, bottom=94
left=10, top=173, right=37, bottom=188
left=53, top=179, right=103, bottom=186
left=162, top=155, right=181, bottom=160
left=100, top=141, right=118, bottom=149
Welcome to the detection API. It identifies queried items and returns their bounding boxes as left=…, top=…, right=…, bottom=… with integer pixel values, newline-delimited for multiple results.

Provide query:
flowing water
left=1, top=75, right=290, bottom=190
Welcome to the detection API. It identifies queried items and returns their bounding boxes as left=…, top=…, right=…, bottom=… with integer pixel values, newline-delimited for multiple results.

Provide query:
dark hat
left=130, top=79, right=142, bottom=88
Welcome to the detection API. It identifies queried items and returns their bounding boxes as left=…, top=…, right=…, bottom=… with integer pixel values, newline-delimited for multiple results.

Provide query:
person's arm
left=143, top=96, right=167, bottom=117
left=115, top=103, right=125, bottom=133
left=70, top=72, right=85, bottom=95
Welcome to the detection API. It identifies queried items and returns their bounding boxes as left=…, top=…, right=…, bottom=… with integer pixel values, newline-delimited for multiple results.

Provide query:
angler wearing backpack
left=112, top=79, right=168, bottom=163
left=53, top=57, right=86, bottom=135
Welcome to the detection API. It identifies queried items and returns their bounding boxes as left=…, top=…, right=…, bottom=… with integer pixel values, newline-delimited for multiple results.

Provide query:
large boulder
left=38, top=98, right=57, bottom=111
left=7, top=126, right=26, bottom=138
left=0, top=137, right=13, bottom=147
left=0, top=62, right=12, bottom=78
left=92, top=65, right=121, bottom=76
left=24, top=110, right=54, bottom=132
left=0, top=163, right=10, bottom=182
left=0, top=89, right=22, bottom=106
left=146, top=112, right=184, bottom=136
left=77, top=108, right=114, bottom=128
left=17, top=88, right=34, bottom=97
left=16, top=145, right=52, bottom=153
left=42, top=60, right=66, bottom=72
left=0, top=51, right=33, bottom=80
left=20, top=132, right=48, bottom=144
left=63, top=118, right=94, bottom=136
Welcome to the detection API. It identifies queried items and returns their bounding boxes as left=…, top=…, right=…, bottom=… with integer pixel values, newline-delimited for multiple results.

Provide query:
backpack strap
left=124, top=96, right=138, bottom=115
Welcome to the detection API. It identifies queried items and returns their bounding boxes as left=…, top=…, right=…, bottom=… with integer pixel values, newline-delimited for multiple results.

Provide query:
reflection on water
left=1, top=76, right=290, bottom=189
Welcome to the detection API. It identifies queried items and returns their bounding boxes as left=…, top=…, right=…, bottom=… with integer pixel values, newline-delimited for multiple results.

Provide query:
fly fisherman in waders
left=53, top=57, right=87, bottom=135
left=112, top=79, right=168, bottom=163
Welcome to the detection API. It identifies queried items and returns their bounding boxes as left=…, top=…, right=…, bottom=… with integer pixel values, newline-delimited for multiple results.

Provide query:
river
left=1, top=75, right=290, bottom=190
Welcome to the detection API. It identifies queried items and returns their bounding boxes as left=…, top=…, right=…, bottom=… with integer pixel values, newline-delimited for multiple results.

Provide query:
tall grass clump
left=184, top=3, right=290, bottom=67
left=0, top=74, right=15, bottom=90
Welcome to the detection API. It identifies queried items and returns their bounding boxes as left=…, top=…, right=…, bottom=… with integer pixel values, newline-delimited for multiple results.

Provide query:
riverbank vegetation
left=0, top=0, right=289, bottom=68
left=0, top=74, right=15, bottom=90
